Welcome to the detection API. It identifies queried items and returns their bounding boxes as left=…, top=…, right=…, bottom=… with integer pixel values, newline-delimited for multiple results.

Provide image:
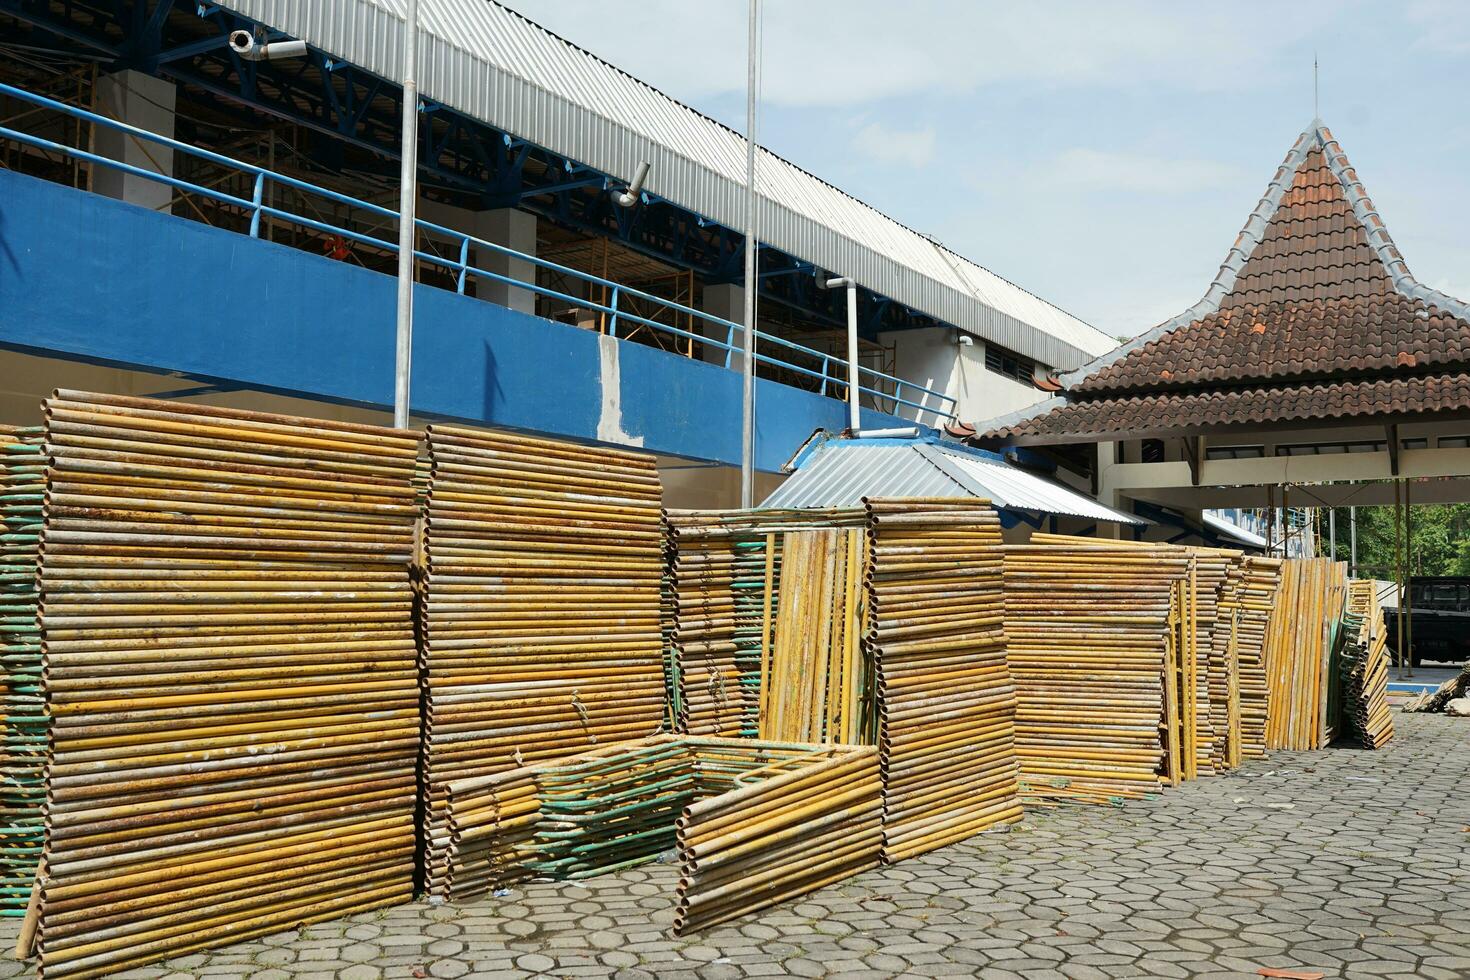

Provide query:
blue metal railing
left=0, top=81, right=958, bottom=424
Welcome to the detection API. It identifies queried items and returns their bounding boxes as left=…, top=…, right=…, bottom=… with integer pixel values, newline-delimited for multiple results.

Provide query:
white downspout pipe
left=824, top=276, right=859, bottom=433
left=854, top=426, right=920, bottom=439
left=612, top=161, right=651, bottom=208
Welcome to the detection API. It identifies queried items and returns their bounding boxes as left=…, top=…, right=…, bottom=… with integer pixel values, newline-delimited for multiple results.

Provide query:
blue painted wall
left=0, top=171, right=918, bottom=471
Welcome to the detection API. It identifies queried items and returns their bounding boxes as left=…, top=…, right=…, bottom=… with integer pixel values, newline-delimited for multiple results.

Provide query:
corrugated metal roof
left=759, top=440, right=1144, bottom=526
left=215, top=0, right=1118, bottom=370
left=1203, top=511, right=1268, bottom=548
left=759, top=444, right=965, bottom=509
left=926, top=447, right=1143, bottom=525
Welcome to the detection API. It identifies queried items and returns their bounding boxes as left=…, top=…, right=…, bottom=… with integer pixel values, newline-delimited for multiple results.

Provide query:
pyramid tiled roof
left=979, top=121, right=1470, bottom=444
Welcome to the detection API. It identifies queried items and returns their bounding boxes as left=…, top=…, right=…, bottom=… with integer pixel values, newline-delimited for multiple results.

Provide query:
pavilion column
left=416, top=201, right=538, bottom=315
left=700, top=283, right=746, bottom=370
left=477, top=208, right=537, bottom=315
left=93, top=70, right=176, bottom=212
left=1095, top=440, right=1127, bottom=539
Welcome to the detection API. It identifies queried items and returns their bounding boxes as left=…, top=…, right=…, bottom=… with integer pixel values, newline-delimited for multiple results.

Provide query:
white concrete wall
left=657, top=460, right=785, bottom=509
left=881, top=326, right=1049, bottom=424
left=0, top=350, right=390, bottom=430
left=93, top=70, right=176, bottom=212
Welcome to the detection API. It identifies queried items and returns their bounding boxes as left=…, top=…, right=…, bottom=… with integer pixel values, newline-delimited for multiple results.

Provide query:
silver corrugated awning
left=760, top=439, right=1146, bottom=526
left=1203, top=511, right=1268, bottom=548
left=762, top=443, right=966, bottom=509
left=214, top=0, right=1118, bottom=370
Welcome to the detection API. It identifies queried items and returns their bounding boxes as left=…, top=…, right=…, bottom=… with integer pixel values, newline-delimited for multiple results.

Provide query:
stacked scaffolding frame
left=0, top=425, right=44, bottom=916
left=1340, top=580, right=1394, bottom=749
left=864, top=499, right=1019, bottom=860
left=664, top=509, right=867, bottom=738
left=35, top=391, right=421, bottom=980
left=434, top=735, right=882, bottom=930
left=1236, top=557, right=1284, bottom=759
left=419, top=425, right=666, bottom=897
left=1263, top=558, right=1349, bottom=750
left=1005, top=539, right=1192, bottom=804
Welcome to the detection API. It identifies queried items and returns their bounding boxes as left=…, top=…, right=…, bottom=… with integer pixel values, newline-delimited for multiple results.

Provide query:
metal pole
left=1328, top=506, right=1336, bottom=562
left=822, top=276, right=861, bottom=432
left=739, top=0, right=760, bottom=508
left=393, top=0, right=420, bottom=430
left=1394, top=480, right=1404, bottom=674
left=845, top=280, right=860, bottom=433
left=1282, top=485, right=1291, bottom=555
left=1265, top=486, right=1275, bottom=555
left=1349, top=505, right=1357, bottom=577
left=1405, top=477, right=1414, bottom=678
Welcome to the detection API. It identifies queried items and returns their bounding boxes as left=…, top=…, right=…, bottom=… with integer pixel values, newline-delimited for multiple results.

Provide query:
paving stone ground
left=6, top=713, right=1467, bottom=980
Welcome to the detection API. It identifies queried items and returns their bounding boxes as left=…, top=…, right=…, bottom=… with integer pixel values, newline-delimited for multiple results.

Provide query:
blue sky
left=499, top=1, right=1470, bottom=341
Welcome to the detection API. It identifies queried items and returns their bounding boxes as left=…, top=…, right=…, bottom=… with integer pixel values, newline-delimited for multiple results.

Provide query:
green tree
left=1321, top=497, right=1470, bottom=578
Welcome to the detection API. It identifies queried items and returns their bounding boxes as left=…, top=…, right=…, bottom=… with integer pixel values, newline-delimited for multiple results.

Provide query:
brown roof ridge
left=1061, top=293, right=1470, bottom=396
left=1056, top=120, right=1470, bottom=392
left=1064, top=353, right=1470, bottom=402
left=976, top=371, right=1470, bottom=445
left=1050, top=121, right=1326, bottom=393
left=965, top=119, right=1470, bottom=443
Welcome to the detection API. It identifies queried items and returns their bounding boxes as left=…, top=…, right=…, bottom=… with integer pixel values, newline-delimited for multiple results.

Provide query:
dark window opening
left=1274, top=441, right=1387, bottom=456
left=1205, top=445, right=1266, bottom=460
left=984, top=345, right=1043, bottom=387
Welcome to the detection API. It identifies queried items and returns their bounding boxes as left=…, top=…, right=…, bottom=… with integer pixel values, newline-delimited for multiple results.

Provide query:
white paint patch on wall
left=596, top=334, right=645, bottom=447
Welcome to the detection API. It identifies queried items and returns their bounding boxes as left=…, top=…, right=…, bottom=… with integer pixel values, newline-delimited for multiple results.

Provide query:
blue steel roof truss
left=0, top=0, right=984, bottom=350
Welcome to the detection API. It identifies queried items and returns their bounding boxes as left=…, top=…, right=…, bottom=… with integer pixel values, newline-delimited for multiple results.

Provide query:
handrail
left=0, top=81, right=957, bottom=423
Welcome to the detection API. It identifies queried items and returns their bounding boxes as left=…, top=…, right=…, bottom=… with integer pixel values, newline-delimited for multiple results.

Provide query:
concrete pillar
left=415, top=201, right=538, bottom=316
left=1095, top=440, right=1127, bottom=539
left=700, top=283, right=745, bottom=369
left=93, top=70, right=176, bottom=211
left=477, top=208, right=537, bottom=316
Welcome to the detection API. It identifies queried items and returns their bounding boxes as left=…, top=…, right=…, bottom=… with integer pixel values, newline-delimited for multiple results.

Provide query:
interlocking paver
left=2, top=714, right=1466, bottom=979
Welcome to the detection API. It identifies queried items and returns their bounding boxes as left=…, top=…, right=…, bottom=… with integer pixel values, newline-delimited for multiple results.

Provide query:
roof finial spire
left=1313, top=52, right=1319, bottom=119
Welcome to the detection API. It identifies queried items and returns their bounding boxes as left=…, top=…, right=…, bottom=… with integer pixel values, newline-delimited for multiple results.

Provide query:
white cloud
left=497, top=0, right=1332, bottom=109
left=1077, top=289, right=1206, bottom=341
left=1425, top=276, right=1470, bottom=303
left=1035, top=148, right=1242, bottom=195
left=851, top=121, right=937, bottom=169
left=1407, top=1, right=1470, bottom=53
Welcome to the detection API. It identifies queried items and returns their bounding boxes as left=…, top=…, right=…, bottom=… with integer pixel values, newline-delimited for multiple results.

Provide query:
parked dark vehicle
left=1384, top=577, right=1470, bottom=665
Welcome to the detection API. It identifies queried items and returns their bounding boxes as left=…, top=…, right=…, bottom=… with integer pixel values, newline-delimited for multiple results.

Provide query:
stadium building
left=0, top=0, right=1117, bottom=504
